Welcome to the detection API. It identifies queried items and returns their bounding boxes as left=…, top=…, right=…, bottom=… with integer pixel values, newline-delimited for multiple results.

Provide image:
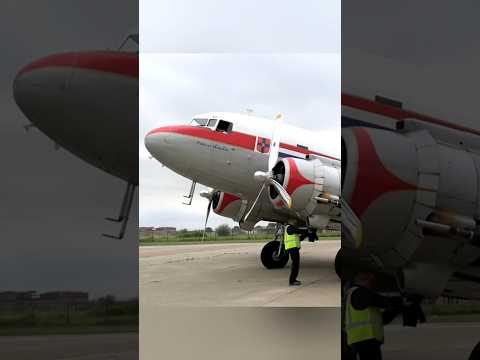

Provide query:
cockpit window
left=191, top=118, right=208, bottom=127
left=207, top=119, right=217, bottom=127
left=216, top=120, right=233, bottom=133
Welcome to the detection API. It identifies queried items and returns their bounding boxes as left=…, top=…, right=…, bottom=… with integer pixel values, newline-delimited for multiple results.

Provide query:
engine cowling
left=268, top=157, right=341, bottom=228
left=342, top=127, right=418, bottom=253
left=211, top=191, right=245, bottom=221
left=342, top=126, right=480, bottom=298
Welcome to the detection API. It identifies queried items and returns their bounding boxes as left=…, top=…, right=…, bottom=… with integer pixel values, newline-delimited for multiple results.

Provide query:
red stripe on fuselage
left=149, top=125, right=256, bottom=150
left=18, top=51, right=138, bottom=79
left=279, top=142, right=339, bottom=161
left=342, top=93, right=480, bottom=137
left=148, top=125, right=339, bottom=161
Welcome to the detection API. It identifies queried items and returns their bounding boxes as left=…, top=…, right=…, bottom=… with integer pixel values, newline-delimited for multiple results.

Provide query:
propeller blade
left=270, top=179, right=292, bottom=208
left=243, top=183, right=266, bottom=222
left=202, top=198, right=213, bottom=241
left=341, top=198, right=363, bottom=249
left=268, top=113, right=283, bottom=172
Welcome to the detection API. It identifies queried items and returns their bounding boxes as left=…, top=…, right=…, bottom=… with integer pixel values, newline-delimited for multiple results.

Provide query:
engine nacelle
left=211, top=191, right=245, bottom=221
left=269, top=157, right=341, bottom=228
left=342, top=127, right=418, bottom=253
left=342, top=126, right=480, bottom=296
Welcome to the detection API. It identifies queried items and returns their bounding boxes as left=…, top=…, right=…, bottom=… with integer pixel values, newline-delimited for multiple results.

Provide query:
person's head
left=354, top=271, right=377, bottom=289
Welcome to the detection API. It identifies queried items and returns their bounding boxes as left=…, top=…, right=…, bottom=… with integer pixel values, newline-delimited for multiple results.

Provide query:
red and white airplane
left=145, top=112, right=341, bottom=268
left=13, top=32, right=138, bottom=239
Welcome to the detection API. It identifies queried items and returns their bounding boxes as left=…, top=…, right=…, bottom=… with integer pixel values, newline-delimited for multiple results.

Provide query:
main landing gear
left=260, top=224, right=289, bottom=269
left=260, top=224, right=318, bottom=269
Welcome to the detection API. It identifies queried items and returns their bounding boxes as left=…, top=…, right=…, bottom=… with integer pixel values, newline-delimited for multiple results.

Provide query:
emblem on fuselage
left=256, top=137, right=271, bottom=154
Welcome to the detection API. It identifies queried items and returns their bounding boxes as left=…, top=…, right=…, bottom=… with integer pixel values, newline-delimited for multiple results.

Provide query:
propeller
left=341, top=197, right=363, bottom=249
left=200, top=190, right=217, bottom=241
left=243, top=113, right=292, bottom=222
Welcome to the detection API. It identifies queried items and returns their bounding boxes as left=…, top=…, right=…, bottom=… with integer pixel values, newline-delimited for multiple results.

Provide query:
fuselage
left=14, top=49, right=139, bottom=184
left=145, top=112, right=340, bottom=198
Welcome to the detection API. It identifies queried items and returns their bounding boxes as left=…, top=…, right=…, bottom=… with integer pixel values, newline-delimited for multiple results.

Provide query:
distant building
left=139, top=226, right=177, bottom=237
left=38, top=291, right=88, bottom=304
left=139, top=226, right=154, bottom=232
left=139, top=226, right=155, bottom=237
left=0, top=291, right=36, bottom=303
left=155, top=227, right=177, bottom=236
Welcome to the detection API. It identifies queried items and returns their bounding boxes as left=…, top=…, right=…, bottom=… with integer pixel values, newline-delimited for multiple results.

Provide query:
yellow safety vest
left=345, top=286, right=384, bottom=345
left=284, top=232, right=301, bottom=250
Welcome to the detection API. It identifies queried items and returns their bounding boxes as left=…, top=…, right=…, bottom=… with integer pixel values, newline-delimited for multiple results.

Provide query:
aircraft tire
left=261, top=240, right=289, bottom=269
left=469, top=342, right=480, bottom=360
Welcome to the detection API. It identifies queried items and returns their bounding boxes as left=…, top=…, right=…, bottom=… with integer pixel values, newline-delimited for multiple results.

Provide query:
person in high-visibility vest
left=284, top=225, right=302, bottom=286
left=345, top=272, right=403, bottom=360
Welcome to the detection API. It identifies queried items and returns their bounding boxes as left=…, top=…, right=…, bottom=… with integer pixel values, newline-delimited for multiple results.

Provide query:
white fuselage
left=145, top=112, right=340, bottom=198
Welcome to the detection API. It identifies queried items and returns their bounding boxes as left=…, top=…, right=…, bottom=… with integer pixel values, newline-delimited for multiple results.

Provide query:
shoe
left=289, top=280, right=302, bottom=286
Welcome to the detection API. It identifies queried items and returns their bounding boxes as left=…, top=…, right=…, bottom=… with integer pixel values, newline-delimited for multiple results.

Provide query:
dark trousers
left=287, top=247, right=300, bottom=283
left=352, top=339, right=382, bottom=360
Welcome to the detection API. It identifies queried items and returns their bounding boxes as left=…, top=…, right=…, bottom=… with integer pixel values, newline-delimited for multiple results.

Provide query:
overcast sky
left=1, top=1, right=138, bottom=298
left=139, top=53, right=340, bottom=229
left=140, top=0, right=340, bottom=53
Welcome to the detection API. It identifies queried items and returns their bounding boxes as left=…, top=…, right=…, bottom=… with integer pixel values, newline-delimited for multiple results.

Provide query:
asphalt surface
left=140, top=307, right=340, bottom=360
left=383, top=322, right=480, bottom=360
left=139, top=240, right=340, bottom=307
left=0, top=333, right=138, bottom=360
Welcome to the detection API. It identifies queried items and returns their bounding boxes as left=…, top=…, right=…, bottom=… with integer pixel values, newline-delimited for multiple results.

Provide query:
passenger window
left=207, top=119, right=217, bottom=127
left=216, top=120, right=233, bottom=133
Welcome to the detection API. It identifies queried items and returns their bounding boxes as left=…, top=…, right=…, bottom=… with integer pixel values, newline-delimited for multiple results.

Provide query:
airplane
left=145, top=111, right=341, bottom=268
left=13, top=32, right=139, bottom=239
left=340, top=91, right=480, bottom=359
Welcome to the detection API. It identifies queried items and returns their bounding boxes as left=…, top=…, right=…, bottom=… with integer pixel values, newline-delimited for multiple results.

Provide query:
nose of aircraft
left=144, top=127, right=173, bottom=160
left=13, top=53, right=74, bottom=125
left=145, top=125, right=198, bottom=178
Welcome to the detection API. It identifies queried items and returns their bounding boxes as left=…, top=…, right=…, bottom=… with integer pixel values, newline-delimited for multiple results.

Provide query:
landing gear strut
left=103, top=182, right=136, bottom=239
left=261, top=224, right=289, bottom=269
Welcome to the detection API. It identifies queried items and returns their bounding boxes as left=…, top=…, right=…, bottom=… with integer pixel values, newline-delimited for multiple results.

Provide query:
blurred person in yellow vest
left=345, top=272, right=403, bottom=360
left=284, top=225, right=302, bottom=286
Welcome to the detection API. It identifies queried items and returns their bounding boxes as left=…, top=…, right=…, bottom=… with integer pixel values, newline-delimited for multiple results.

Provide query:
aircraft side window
left=191, top=118, right=208, bottom=127
left=216, top=120, right=233, bottom=133
left=207, top=119, right=217, bottom=128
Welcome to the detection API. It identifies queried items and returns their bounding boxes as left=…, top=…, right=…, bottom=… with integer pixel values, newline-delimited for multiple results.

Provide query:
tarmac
left=139, top=240, right=341, bottom=307
left=11, top=318, right=477, bottom=359
left=383, top=322, right=480, bottom=360
left=0, top=333, right=138, bottom=360
left=139, top=240, right=480, bottom=359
